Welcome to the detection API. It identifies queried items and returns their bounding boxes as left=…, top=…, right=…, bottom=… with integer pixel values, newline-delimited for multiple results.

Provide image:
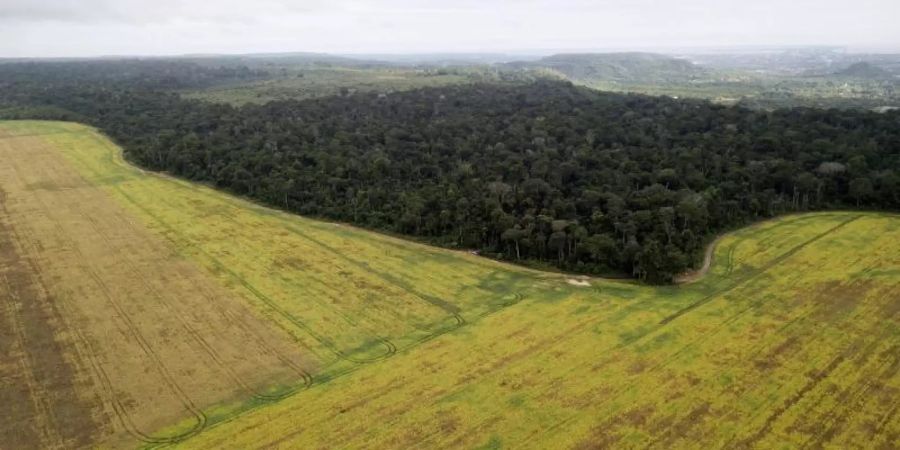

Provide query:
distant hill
left=834, top=62, right=893, bottom=79
left=507, top=52, right=710, bottom=84
left=184, top=52, right=383, bottom=69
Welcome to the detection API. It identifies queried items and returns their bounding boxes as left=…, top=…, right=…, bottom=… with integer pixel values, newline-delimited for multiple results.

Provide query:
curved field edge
left=2, top=121, right=897, bottom=448
left=675, top=210, right=900, bottom=285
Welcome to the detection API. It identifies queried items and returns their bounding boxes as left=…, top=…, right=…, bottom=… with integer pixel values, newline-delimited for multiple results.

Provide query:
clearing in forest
left=0, top=121, right=897, bottom=449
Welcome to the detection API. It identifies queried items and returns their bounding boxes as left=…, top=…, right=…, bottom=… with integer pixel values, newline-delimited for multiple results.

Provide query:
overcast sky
left=2, top=0, right=899, bottom=58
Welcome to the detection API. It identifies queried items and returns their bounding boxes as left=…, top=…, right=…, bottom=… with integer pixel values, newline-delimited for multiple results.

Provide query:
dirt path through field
left=675, top=236, right=721, bottom=284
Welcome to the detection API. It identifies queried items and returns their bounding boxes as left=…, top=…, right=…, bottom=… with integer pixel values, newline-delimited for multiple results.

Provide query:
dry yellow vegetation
left=0, top=121, right=898, bottom=449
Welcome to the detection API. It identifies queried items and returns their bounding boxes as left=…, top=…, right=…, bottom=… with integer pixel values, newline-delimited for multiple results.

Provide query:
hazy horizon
left=2, top=0, right=899, bottom=58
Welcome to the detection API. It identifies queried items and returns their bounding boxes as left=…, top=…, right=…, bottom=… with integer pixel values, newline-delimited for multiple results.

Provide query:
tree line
left=2, top=60, right=898, bottom=282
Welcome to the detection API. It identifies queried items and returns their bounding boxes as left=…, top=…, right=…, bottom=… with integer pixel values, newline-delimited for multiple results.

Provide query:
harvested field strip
left=0, top=125, right=314, bottom=446
left=1, top=138, right=209, bottom=443
left=33, top=148, right=298, bottom=403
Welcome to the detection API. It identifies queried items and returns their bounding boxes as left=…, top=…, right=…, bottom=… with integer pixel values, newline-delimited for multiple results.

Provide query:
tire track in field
left=653, top=217, right=899, bottom=449
left=689, top=217, right=861, bottom=336
left=33, top=146, right=315, bottom=403
left=257, top=311, right=600, bottom=450
left=37, top=143, right=288, bottom=402
left=33, top=138, right=315, bottom=401
left=162, top=184, right=462, bottom=343
left=79, top=211, right=302, bottom=402
left=610, top=215, right=846, bottom=352
left=874, top=393, right=900, bottom=437
left=197, top=206, right=513, bottom=354
left=124, top=195, right=398, bottom=363
left=0, top=195, right=194, bottom=445
left=176, top=182, right=527, bottom=352
left=58, top=134, right=396, bottom=366
left=138, top=160, right=431, bottom=338
left=0, top=180, right=70, bottom=448
left=54, top=134, right=326, bottom=381
left=3, top=198, right=205, bottom=444
left=268, top=221, right=526, bottom=355
left=0, top=142, right=208, bottom=444
left=9, top=227, right=205, bottom=444
left=723, top=326, right=882, bottom=448
left=114, top=184, right=397, bottom=364
left=149, top=282, right=528, bottom=447
left=275, top=213, right=531, bottom=319
left=45, top=148, right=318, bottom=395
left=277, top=222, right=468, bottom=328
left=713, top=293, right=863, bottom=434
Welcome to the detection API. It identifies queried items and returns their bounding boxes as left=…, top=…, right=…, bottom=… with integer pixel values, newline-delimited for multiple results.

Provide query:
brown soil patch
left=0, top=186, right=104, bottom=449
left=754, top=336, right=799, bottom=371
left=810, top=280, right=873, bottom=322
left=624, top=404, right=656, bottom=427
left=650, top=402, right=712, bottom=448
left=575, top=416, right=625, bottom=449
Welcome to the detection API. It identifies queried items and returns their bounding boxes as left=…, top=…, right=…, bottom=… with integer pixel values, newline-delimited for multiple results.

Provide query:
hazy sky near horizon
left=2, top=0, right=899, bottom=57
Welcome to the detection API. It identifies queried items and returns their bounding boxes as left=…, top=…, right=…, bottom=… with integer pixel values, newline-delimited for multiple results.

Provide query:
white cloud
left=1, top=0, right=898, bottom=57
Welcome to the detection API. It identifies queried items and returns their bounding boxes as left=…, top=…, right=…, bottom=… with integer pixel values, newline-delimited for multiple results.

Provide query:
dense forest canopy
left=2, top=60, right=899, bottom=282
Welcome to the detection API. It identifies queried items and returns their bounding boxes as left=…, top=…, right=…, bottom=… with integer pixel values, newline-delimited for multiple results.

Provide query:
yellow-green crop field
left=0, top=120, right=898, bottom=449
